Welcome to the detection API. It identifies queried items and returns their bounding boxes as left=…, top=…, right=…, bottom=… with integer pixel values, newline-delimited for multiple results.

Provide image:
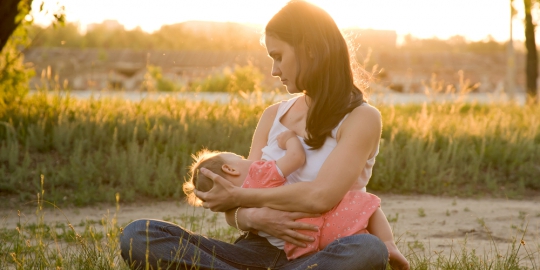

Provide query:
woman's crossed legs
left=120, top=219, right=388, bottom=270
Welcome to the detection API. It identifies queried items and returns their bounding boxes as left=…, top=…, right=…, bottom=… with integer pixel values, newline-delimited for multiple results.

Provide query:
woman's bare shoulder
left=353, top=103, right=381, bottom=117
left=338, top=103, right=382, bottom=138
left=260, top=101, right=280, bottom=123
left=264, top=101, right=281, bottom=114
left=346, top=104, right=381, bottom=125
left=248, top=101, right=283, bottom=160
left=260, top=96, right=299, bottom=120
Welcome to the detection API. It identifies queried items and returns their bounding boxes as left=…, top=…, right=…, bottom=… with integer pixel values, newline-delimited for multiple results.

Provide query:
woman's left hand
left=195, top=167, right=241, bottom=212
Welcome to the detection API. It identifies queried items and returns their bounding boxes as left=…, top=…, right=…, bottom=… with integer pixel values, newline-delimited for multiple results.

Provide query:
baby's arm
left=275, top=131, right=305, bottom=177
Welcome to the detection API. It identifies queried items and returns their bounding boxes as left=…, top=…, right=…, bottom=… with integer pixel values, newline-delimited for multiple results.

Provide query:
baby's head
left=183, top=149, right=250, bottom=206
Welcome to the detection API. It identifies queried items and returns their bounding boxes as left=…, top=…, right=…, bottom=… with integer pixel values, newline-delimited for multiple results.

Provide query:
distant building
left=24, top=48, right=272, bottom=91
left=23, top=21, right=521, bottom=93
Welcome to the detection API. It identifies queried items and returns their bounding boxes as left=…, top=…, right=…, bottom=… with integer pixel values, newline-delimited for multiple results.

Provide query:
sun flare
left=32, top=0, right=521, bottom=42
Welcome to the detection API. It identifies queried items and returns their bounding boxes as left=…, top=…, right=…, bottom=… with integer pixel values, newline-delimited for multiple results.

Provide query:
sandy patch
left=2, top=195, right=539, bottom=262
left=378, top=195, right=540, bottom=257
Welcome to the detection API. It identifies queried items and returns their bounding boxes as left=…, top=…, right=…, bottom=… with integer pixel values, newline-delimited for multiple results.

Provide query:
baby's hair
left=183, top=149, right=229, bottom=206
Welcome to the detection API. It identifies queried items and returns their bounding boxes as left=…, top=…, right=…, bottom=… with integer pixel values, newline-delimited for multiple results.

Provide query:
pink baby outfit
left=242, top=160, right=381, bottom=260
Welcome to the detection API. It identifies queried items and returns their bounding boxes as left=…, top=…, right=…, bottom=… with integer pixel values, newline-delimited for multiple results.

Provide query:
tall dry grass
left=373, top=101, right=540, bottom=197
left=1, top=91, right=539, bottom=205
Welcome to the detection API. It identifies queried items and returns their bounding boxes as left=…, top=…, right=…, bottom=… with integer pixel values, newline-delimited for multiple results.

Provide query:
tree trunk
left=0, top=0, right=24, bottom=52
left=524, top=0, right=538, bottom=104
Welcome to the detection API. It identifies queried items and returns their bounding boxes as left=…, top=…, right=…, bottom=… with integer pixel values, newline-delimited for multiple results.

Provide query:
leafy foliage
left=28, top=21, right=264, bottom=51
left=0, top=0, right=65, bottom=108
left=191, top=64, right=264, bottom=93
left=0, top=42, right=32, bottom=108
left=0, top=15, right=33, bottom=109
left=143, top=65, right=180, bottom=92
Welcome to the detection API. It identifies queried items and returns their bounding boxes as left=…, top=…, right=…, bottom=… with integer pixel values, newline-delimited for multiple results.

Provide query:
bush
left=191, top=64, right=264, bottom=93
left=143, top=65, right=181, bottom=92
left=0, top=27, right=34, bottom=109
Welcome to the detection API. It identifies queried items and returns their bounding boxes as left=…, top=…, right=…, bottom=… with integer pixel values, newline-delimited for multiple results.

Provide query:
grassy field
left=1, top=92, right=263, bottom=205
left=374, top=101, right=540, bottom=197
left=1, top=91, right=539, bottom=269
left=1, top=91, right=539, bottom=206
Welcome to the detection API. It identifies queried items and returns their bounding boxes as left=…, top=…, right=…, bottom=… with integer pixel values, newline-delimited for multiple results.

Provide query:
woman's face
left=265, top=34, right=300, bottom=94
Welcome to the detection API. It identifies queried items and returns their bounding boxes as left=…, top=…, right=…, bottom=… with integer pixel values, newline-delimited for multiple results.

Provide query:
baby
left=184, top=131, right=407, bottom=266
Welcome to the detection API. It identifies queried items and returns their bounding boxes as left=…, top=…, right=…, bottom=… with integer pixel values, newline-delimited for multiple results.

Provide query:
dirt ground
left=2, top=194, right=540, bottom=263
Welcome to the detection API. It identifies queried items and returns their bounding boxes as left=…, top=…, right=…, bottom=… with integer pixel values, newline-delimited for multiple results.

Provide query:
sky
left=31, top=0, right=527, bottom=43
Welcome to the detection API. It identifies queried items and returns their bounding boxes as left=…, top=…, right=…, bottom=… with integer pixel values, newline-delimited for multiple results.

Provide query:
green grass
left=1, top=91, right=539, bottom=206
left=0, top=179, right=125, bottom=269
left=0, top=91, right=265, bottom=205
left=373, top=102, right=540, bottom=197
left=1, top=189, right=538, bottom=269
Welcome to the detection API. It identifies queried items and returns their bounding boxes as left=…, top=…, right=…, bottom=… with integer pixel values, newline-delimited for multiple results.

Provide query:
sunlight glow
left=32, top=0, right=524, bottom=42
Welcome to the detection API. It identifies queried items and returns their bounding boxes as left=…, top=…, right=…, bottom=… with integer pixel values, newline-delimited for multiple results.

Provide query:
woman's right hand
left=245, top=207, right=320, bottom=247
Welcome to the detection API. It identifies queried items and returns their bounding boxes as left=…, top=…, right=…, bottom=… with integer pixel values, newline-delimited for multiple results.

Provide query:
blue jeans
left=120, top=219, right=388, bottom=270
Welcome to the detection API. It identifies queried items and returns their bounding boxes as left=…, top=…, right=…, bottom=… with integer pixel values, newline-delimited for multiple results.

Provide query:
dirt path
left=2, top=195, right=539, bottom=262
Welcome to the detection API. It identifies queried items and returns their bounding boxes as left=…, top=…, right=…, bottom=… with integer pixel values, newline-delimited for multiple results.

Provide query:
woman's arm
left=225, top=207, right=319, bottom=247
left=222, top=102, right=318, bottom=245
left=198, top=105, right=382, bottom=213
left=222, top=103, right=278, bottom=228
left=246, top=103, right=279, bottom=161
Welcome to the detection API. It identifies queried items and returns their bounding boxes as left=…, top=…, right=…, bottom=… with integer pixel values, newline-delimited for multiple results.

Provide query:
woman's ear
left=221, top=164, right=240, bottom=176
left=301, top=36, right=314, bottom=59
left=307, top=44, right=314, bottom=59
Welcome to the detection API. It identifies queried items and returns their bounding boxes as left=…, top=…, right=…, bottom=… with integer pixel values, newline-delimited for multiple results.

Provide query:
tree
left=524, top=0, right=538, bottom=104
left=0, top=0, right=32, bottom=52
left=0, top=0, right=33, bottom=108
left=0, top=0, right=64, bottom=108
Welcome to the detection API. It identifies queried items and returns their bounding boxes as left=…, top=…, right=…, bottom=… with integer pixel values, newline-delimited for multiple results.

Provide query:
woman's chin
left=285, top=86, right=301, bottom=95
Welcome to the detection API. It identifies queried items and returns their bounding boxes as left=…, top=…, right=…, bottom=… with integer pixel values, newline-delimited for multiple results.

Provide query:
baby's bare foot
left=385, top=241, right=409, bottom=270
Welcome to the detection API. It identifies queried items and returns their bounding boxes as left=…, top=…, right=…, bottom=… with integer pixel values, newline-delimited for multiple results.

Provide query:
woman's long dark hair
left=266, top=0, right=366, bottom=150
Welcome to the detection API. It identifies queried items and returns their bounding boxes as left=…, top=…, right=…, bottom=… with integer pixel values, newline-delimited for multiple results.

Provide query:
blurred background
left=1, top=0, right=540, bottom=200
left=1, top=4, right=539, bottom=268
left=2, top=0, right=539, bottom=104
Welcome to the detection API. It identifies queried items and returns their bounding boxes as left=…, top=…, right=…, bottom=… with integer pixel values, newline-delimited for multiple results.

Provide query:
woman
left=120, top=1, right=397, bottom=269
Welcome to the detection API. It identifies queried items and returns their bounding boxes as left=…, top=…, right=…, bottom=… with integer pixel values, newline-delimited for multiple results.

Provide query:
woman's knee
left=121, top=220, right=146, bottom=243
left=326, top=234, right=388, bottom=268
left=354, top=234, right=388, bottom=255
left=120, top=219, right=191, bottom=257
left=120, top=219, right=153, bottom=259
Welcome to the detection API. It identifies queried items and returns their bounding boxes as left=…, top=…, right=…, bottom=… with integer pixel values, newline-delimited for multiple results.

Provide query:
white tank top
left=262, top=97, right=379, bottom=191
left=259, top=96, right=379, bottom=249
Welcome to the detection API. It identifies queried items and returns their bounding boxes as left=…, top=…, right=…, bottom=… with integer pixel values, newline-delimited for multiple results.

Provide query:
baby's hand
left=277, top=130, right=298, bottom=149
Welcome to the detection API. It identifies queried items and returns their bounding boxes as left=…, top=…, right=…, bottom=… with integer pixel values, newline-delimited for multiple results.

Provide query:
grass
left=1, top=188, right=538, bottom=269
left=405, top=238, right=539, bottom=270
left=0, top=91, right=265, bottom=205
left=418, top=208, right=426, bottom=217
left=0, top=90, right=539, bottom=267
left=373, top=101, right=540, bottom=197
left=0, top=178, right=125, bottom=269
left=1, top=91, right=539, bottom=206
